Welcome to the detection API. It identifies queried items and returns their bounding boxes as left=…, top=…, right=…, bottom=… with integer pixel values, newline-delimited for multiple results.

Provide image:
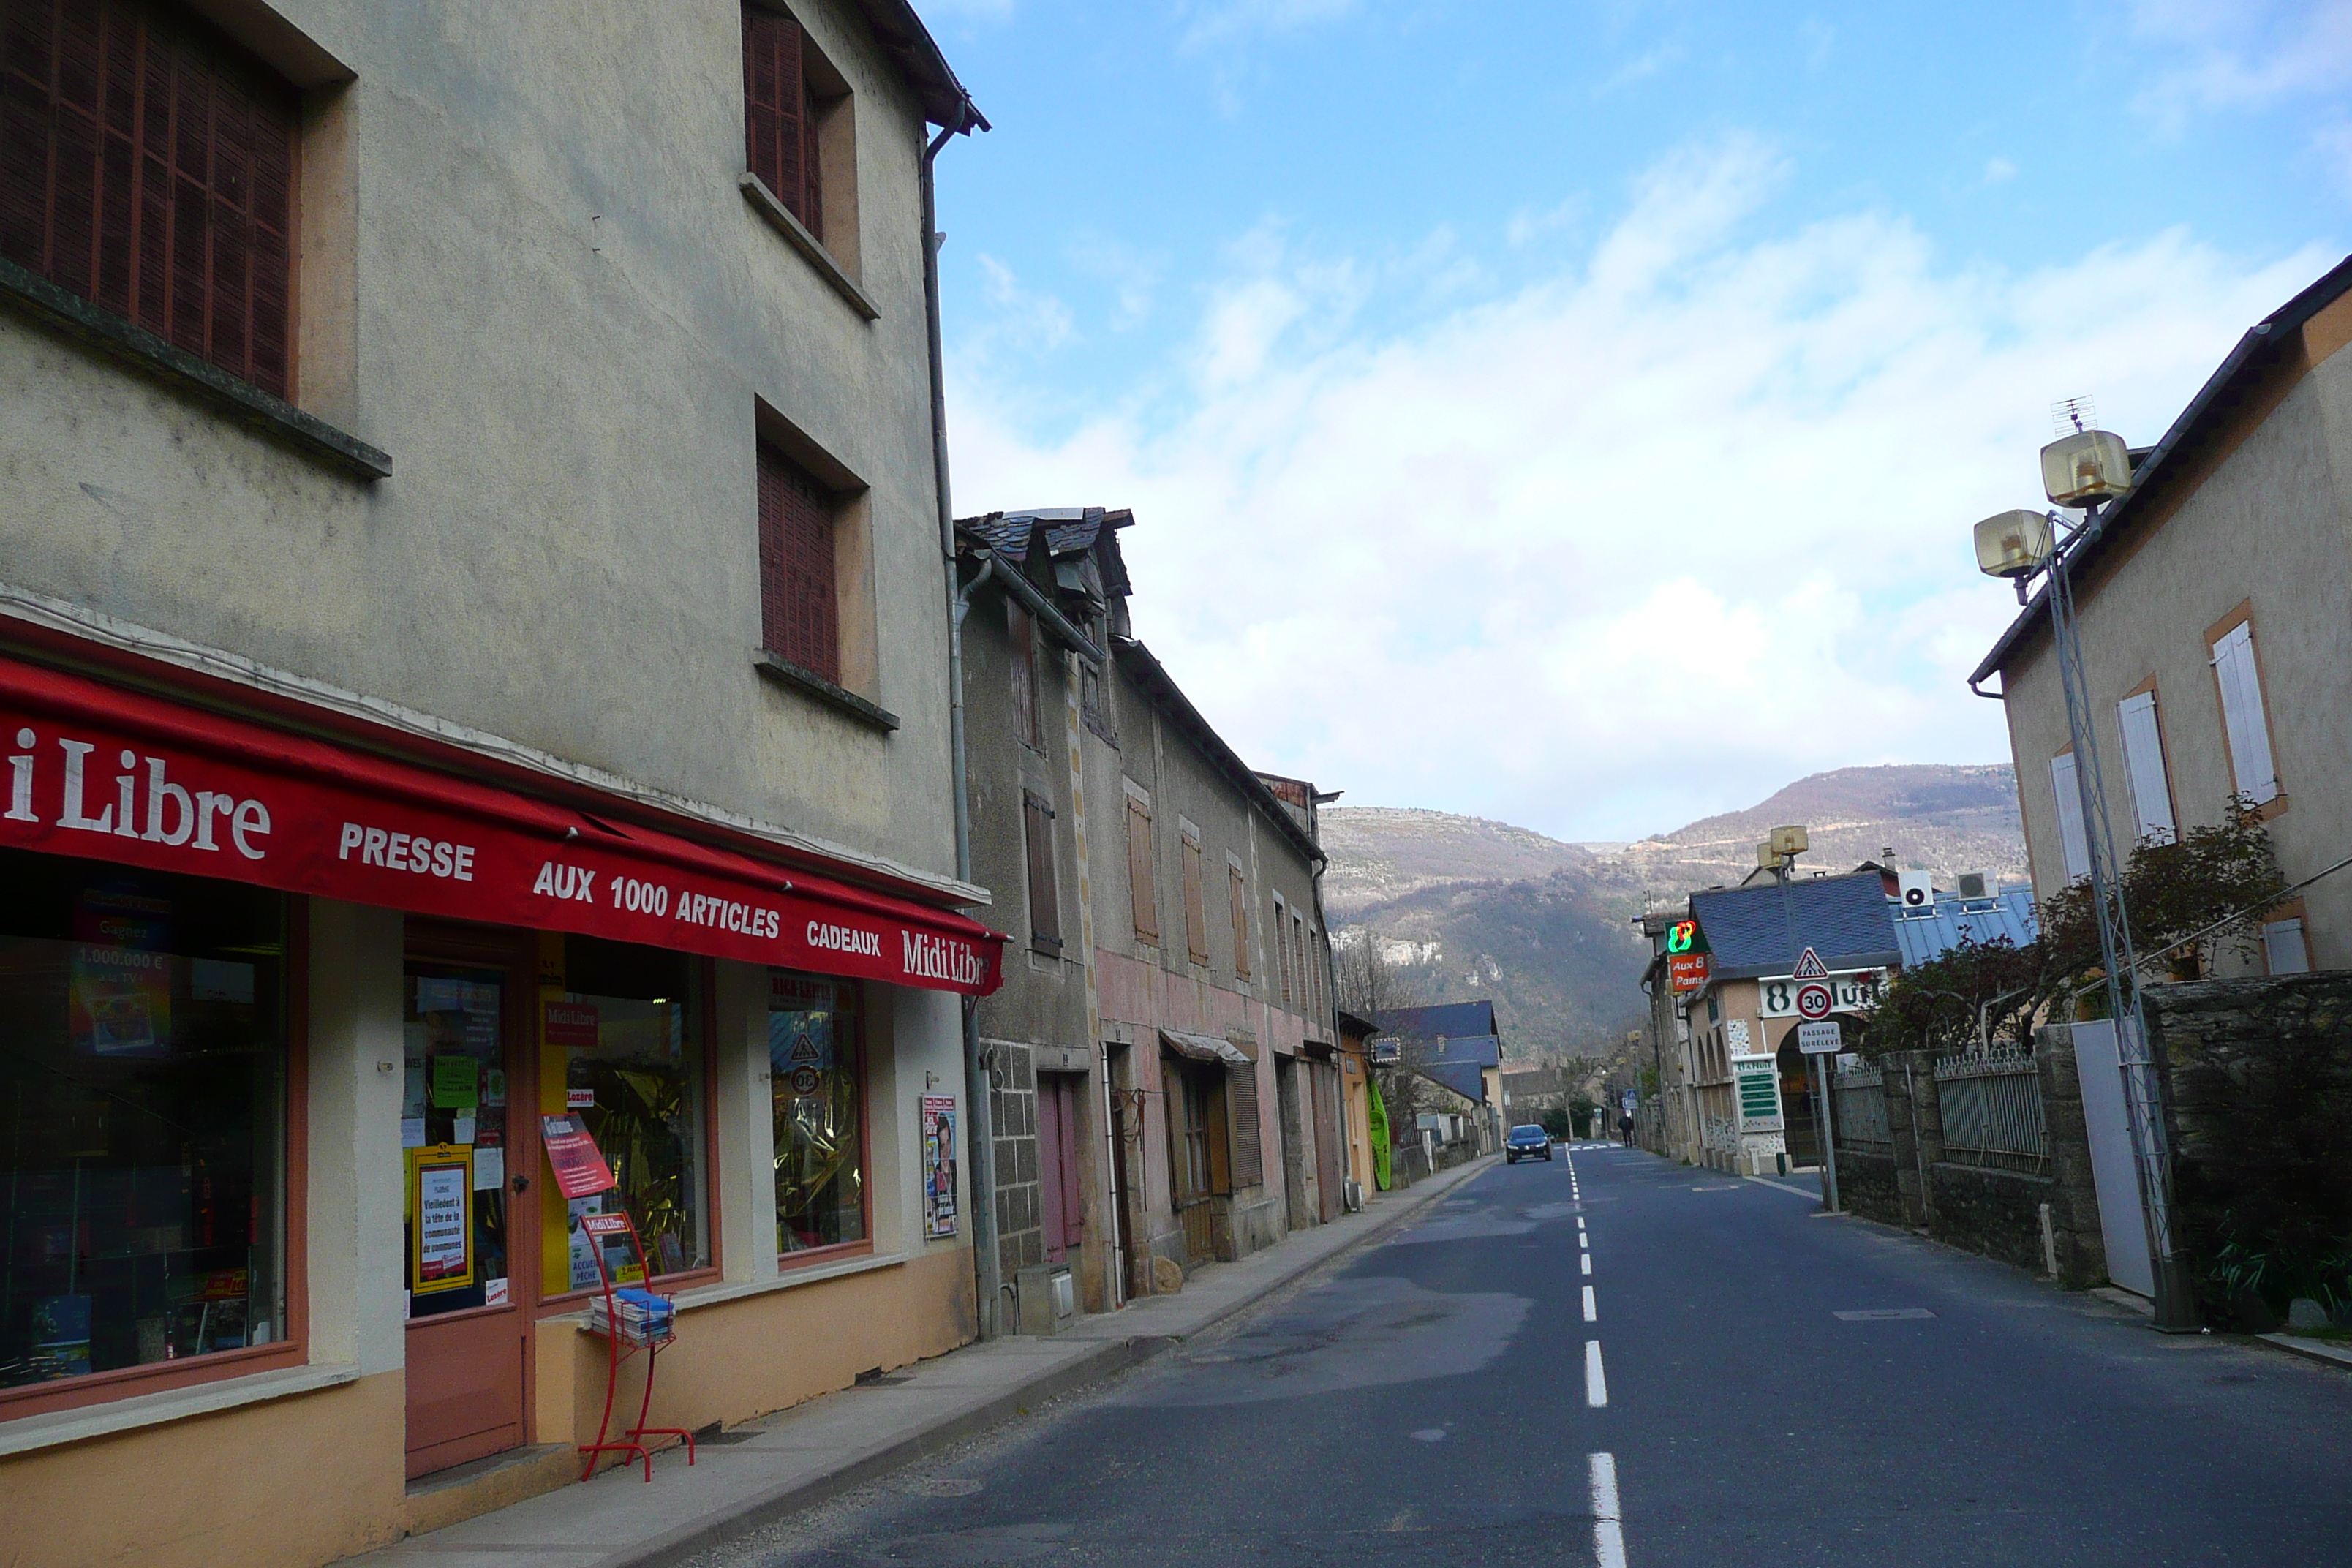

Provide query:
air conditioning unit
left=1956, top=871, right=1991, bottom=901
left=1896, top=870, right=1934, bottom=912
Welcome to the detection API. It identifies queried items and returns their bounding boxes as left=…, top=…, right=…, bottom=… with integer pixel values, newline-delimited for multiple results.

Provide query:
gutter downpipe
left=924, top=121, right=1005, bottom=1340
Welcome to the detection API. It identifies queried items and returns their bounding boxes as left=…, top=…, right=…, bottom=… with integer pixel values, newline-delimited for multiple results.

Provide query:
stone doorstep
left=2255, top=1333, right=2352, bottom=1372
left=350, top=1156, right=1495, bottom=1568
left=2089, top=1286, right=2155, bottom=1316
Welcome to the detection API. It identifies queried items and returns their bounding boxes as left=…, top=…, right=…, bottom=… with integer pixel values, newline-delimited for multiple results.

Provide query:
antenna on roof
left=2051, top=396, right=2095, bottom=436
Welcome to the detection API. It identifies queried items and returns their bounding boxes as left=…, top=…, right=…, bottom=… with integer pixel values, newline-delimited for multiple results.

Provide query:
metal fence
left=1934, top=1049, right=2048, bottom=1174
left=1832, top=1060, right=1891, bottom=1153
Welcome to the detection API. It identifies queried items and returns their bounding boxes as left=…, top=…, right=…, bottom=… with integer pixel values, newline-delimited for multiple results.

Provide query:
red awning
left=0, top=654, right=1003, bottom=995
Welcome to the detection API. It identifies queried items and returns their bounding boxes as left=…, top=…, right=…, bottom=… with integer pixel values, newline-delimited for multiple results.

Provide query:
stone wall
left=1831, top=1043, right=2106, bottom=1289
left=2144, top=974, right=2352, bottom=1316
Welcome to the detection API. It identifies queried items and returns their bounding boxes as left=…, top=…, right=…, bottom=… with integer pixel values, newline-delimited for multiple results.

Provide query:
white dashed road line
left=1581, top=1253, right=1592, bottom=1275
left=1590, top=1452, right=1626, bottom=1568
left=1585, top=1340, right=1608, bottom=1406
left=1583, top=1284, right=1597, bottom=1322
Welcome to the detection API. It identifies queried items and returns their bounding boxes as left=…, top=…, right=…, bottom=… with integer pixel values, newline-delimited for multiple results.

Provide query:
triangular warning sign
left=1792, top=946, right=1831, bottom=980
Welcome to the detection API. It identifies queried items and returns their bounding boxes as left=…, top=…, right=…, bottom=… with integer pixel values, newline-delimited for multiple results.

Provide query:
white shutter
left=2049, top=751, right=2092, bottom=881
left=2263, top=918, right=2310, bottom=976
left=2116, top=691, right=2176, bottom=845
left=2211, top=622, right=2280, bottom=805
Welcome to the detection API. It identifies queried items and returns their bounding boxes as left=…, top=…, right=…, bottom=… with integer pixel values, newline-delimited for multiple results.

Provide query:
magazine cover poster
left=920, top=1096, right=957, bottom=1238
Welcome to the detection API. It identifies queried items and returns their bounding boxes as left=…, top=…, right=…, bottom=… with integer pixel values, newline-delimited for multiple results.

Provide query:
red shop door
left=1036, top=1074, right=1086, bottom=1264
left=401, top=930, right=538, bottom=1479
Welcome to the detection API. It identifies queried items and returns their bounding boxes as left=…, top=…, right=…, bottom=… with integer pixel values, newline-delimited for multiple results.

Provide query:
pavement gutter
left=371, top=1153, right=1499, bottom=1568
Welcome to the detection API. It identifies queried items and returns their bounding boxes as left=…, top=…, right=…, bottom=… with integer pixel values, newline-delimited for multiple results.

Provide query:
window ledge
left=0, top=257, right=390, bottom=480
left=564, top=1252, right=908, bottom=1321
left=755, top=650, right=900, bottom=732
left=739, top=174, right=881, bottom=323
left=0, top=1361, right=359, bottom=1458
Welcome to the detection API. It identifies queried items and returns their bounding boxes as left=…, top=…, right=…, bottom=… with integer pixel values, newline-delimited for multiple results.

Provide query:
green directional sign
left=1732, top=1055, right=1784, bottom=1133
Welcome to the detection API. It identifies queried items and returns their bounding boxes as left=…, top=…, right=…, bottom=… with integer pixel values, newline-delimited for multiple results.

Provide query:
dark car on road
left=1504, top=1123, right=1553, bottom=1163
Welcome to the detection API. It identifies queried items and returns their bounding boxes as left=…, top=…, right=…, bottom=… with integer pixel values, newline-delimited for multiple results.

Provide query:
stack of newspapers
left=589, top=1286, right=676, bottom=1346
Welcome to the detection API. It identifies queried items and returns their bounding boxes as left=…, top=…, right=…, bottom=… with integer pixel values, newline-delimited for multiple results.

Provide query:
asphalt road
left=695, top=1144, right=2352, bottom=1568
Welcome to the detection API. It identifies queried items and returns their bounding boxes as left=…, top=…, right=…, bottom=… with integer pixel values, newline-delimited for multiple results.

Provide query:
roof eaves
left=1970, top=252, right=2352, bottom=687
left=851, top=0, right=987, bottom=132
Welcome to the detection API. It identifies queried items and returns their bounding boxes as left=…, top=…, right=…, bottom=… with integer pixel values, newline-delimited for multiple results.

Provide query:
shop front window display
left=402, top=971, right=508, bottom=1316
left=547, top=938, right=708, bottom=1293
left=770, top=973, right=864, bottom=1255
left=0, top=850, right=286, bottom=1392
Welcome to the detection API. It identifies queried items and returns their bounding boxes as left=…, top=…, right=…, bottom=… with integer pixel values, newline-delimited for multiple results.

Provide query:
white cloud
left=2125, top=0, right=2352, bottom=127
left=969, top=254, right=1077, bottom=358
left=1178, top=0, right=1363, bottom=50
left=945, top=134, right=2330, bottom=840
left=1982, top=157, right=2017, bottom=185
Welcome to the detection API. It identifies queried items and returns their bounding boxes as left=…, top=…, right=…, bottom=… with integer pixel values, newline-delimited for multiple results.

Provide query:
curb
left=618, top=1153, right=1497, bottom=1568
left=2254, top=1331, right=2352, bottom=1373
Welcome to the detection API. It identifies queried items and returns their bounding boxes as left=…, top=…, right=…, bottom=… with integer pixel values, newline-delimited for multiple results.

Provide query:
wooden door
left=402, top=929, right=537, bottom=1480
left=1311, top=1062, right=1343, bottom=1222
left=1036, top=1074, right=1085, bottom=1264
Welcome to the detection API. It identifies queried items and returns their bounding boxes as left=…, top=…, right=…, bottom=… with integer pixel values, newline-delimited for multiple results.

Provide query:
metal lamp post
left=1973, top=424, right=2199, bottom=1331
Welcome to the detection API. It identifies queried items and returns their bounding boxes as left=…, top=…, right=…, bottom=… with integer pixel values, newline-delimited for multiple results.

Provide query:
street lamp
left=1972, top=421, right=2198, bottom=1331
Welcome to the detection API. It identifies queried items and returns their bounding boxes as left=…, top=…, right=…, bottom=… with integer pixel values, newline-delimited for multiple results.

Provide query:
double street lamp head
left=1972, top=426, right=2133, bottom=589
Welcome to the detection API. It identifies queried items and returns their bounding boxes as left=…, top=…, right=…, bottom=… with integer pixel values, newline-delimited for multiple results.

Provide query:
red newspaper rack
left=576, top=1209, right=695, bottom=1482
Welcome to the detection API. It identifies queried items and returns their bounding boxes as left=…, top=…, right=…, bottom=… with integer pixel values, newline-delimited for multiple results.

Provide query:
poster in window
left=921, top=1096, right=958, bottom=1239
left=69, top=945, right=172, bottom=1056
left=540, top=1113, right=618, bottom=1199
left=410, top=1145, right=476, bottom=1294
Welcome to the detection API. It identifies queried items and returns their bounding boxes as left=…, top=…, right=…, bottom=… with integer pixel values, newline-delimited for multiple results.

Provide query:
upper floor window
left=1009, top=600, right=1039, bottom=750
left=758, top=443, right=840, bottom=685
left=1124, top=784, right=1158, bottom=943
left=1227, top=861, right=1250, bottom=981
left=2116, top=689, right=2176, bottom=845
left=742, top=2, right=820, bottom=233
left=1, top=0, right=297, bottom=397
left=1022, top=790, right=1062, bottom=957
left=2209, top=617, right=2280, bottom=807
left=1179, top=821, right=1208, bottom=967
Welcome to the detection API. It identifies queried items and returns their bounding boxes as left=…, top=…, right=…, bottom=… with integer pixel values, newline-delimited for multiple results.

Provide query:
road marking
left=1583, top=1285, right=1597, bottom=1322
left=1834, top=1308, right=1937, bottom=1321
left=1590, top=1452, right=1625, bottom=1568
left=1585, top=1341, right=1608, bottom=1406
left=1577, top=1216, right=1586, bottom=1229
left=1581, top=1253, right=1592, bottom=1275
left=1579, top=1232, right=1589, bottom=1250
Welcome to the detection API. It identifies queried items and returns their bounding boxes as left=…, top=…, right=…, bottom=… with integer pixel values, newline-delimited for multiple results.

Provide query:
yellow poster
left=409, top=1144, right=476, bottom=1294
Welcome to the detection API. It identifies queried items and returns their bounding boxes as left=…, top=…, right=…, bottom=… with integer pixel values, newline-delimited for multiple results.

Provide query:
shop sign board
left=1797, top=1021, right=1844, bottom=1055
left=0, top=655, right=1006, bottom=995
left=921, top=1096, right=958, bottom=1238
left=1667, top=951, right=1710, bottom=993
left=1731, top=1054, right=1784, bottom=1132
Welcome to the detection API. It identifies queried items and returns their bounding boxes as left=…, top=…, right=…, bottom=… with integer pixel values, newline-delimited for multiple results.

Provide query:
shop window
left=769, top=972, right=864, bottom=1256
left=0, top=0, right=299, bottom=398
left=758, top=442, right=840, bottom=687
left=544, top=937, right=709, bottom=1292
left=0, top=849, right=287, bottom=1399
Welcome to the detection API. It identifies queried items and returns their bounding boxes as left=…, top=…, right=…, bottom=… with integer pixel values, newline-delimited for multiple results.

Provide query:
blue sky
left=917, top=0, right=2351, bottom=842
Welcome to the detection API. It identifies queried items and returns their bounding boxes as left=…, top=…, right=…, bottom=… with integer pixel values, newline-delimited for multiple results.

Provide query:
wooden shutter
left=1022, top=790, right=1060, bottom=953
left=1126, top=794, right=1158, bottom=940
left=2048, top=751, right=2090, bottom=881
left=2116, top=691, right=2176, bottom=845
left=1226, top=1060, right=1262, bottom=1188
left=1008, top=601, right=1037, bottom=749
left=1229, top=867, right=1250, bottom=979
left=756, top=444, right=840, bottom=683
left=742, top=3, right=807, bottom=223
left=1181, top=833, right=1207, bottom=965
left=2210, top=622, right=2280, bottom=805
left=1, top=0, right=295, bottom=396
left=1273, top=897, right=1291, bottom=1007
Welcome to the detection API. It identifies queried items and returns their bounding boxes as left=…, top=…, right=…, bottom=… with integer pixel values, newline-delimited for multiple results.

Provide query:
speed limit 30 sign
left=1795, top=982, right=1836, bottom=1021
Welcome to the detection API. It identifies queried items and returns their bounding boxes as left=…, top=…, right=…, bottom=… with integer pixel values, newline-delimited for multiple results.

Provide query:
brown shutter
left=1022, top=790, right=1061, bottom=953
left=1, top=0, right=294, bottom=396
left=1229, top=867, right=1250, bottom=979
left=742, top=3, right=807, bottom=223
left=1181, top=835, right=1207, bottom=965
left=1126, top=795, right=1158, bottom=941
left=1008, top=601, right=1037, bottom=749
left=757, top=444, right=840, bottom=683
left=1274, top=901, right=1291, bottom=1008
left=1227, top=1061, right=1262, bottom=1188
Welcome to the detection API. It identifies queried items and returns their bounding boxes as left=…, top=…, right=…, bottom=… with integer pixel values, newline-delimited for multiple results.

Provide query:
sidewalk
left=346, top=1155, right=1498, bottom=1568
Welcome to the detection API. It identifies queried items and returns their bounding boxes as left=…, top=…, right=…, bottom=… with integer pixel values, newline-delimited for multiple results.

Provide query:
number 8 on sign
left=1795, top=982, right=1835, bottom=1021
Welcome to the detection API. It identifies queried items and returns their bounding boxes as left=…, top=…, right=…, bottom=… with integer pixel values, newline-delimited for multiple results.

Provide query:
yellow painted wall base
left=0, top=1370, right=409, bottom=1568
